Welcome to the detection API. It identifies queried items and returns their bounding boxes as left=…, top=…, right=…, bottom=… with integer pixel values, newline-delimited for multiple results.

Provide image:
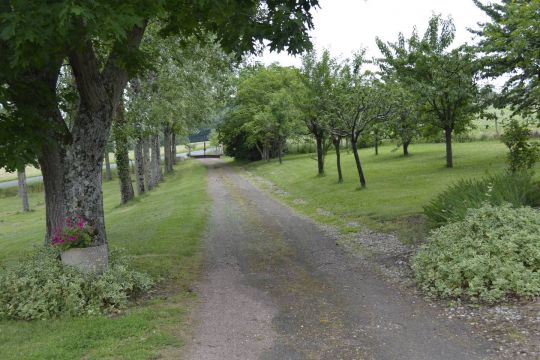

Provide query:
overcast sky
left=258, top=0, right=489, bottom=66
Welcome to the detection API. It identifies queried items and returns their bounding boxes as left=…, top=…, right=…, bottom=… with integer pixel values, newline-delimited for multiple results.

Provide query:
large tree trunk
left=403, top=140, right=410, bottom=156
left=444, top=127, right=453, bottom=168
left=17, top=168, right=30, bottom=212
left=113, top=101, right=134, bottom=204
left=134, top=138, right=145, bottom=195
left=62, top=103, right=111, bottom=246
left=104, top=151, right=112, bottom=181
left=315, top=135, right=324, bottom=176
left=39, top=143, right=66, bottom=244
left=333, top=137, right=343, bottom=183
left=143, top=136, right=152, bottom=190
left=351, top=138, right=367, bottom=188
left=62, top=24, right=145, bottom=247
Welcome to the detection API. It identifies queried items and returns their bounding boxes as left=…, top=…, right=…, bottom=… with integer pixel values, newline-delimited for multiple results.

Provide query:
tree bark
left=150, top=134, right=162, bottom=185
left=374, top=133, right=379, bottom=155
left=171, top=132, right=177, bottom=165
left=403, top=141, right=410, bottom=156
left=278, top=139, right=283, bottom=164
left=134, top=138, right=145, bottom=195
left=60, top=24, right=145, bottom=248
left=104, top=151, right=112, bottom=181
left=62, top=103, right=111, bottom=246
left=163, top=126, right=172, bottom=173
left=351, top=138, right=367, bottom=188
left=112, top=101, right=134, bottom=205
left=39, top=143, right=67, bottom=244
left=315, top=135, right=325, bottom=175
left=143, top=136, right=152, bottom=190
left=444, top=127, right=453, bottom=168
left=17, top=168, right=30, bottom=212
left=333, top=137, right=343, bottom=183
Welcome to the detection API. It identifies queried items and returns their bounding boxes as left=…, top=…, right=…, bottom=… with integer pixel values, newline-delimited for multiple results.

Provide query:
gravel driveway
left=186, top=159, right=499, bottom=360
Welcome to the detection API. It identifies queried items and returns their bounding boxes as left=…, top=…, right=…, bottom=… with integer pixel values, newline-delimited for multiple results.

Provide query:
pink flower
left=68, top=235, right=76, bottom=242
left=77, top=219, right=86, bottom=230
left=51, top=229, right=63, bottom=245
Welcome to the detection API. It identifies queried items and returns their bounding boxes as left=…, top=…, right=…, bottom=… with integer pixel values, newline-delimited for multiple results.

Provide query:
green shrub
left=501, top=119, right=540, bottom=173
left=424, top=172, right=540, bottom=227
left=413, top=204, right=540, bottom=302
left=0, top=247, right=153, bottom=320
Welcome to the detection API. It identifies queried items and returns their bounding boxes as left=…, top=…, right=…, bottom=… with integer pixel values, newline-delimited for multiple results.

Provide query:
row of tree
left=0, top=0, right=320, bottom=271
left=218, top=5, right=540, bottom=188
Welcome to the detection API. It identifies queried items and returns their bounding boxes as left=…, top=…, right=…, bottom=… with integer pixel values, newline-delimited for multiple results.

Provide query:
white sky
left=259, top=0, right=489, bottom=66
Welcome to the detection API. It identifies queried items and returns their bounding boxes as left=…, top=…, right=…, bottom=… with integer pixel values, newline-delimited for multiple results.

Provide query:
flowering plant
left=51, top=216, right=95, bottom=251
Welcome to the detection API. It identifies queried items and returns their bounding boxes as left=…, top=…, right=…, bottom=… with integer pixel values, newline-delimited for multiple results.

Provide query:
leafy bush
left=424, top=172, right=540, bottom=227
left=501, top=119, right=540, bottom=173
left=413, top=204, right=540, bottom=302
left=0, top=247, right=153, bottom=320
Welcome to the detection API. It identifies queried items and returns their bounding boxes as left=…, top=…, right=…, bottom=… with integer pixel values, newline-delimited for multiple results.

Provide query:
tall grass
left=424, top=172, right=540, bottom=227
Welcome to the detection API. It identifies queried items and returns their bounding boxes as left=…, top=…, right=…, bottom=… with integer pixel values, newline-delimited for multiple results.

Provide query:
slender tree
left=103, top=151, right=112, bottom=181
left=329, top=53, right=392, bottom=188
left=301, top=50, right=336, bottom=175
left=17, top=167, right=30, bottom=212
left=377, top=15, right=481, bottom=168
left=112, top=100, right=135, bottom=204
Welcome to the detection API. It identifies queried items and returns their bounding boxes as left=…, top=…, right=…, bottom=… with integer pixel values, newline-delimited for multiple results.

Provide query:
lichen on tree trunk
left=149, top=134, right=162, bottom=187
left=112, top=100, right=134, bottom=204
left=134, top=138, right=145, bottom=195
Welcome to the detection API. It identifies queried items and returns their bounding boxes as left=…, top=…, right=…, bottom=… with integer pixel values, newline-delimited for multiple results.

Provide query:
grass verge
left=237, top=141, right=539, bottom=243
left=0, top=159, right=209, bottom=359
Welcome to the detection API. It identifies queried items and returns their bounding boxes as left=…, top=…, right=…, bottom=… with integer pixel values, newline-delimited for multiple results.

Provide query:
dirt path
left=186, top=159, right=499, bottom=360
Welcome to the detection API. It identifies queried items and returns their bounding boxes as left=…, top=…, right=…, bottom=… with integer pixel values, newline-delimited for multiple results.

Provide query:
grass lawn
left=239, top=141, right=540, bottom=242
left=0, top=159, right=210, bottom=359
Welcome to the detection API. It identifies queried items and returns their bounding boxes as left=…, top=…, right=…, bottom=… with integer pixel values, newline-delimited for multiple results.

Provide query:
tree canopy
left=377, top=15, right=481, bottom=167
left=473, top=0, right=540, bottom=120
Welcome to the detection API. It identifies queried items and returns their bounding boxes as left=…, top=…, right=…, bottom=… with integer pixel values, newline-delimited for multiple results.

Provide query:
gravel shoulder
left=186, top=159, right=510, bottom=360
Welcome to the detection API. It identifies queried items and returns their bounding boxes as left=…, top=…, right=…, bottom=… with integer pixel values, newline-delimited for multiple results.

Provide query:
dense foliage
left=0, top=247, right=152, bottom=320
left=424, top=172, right=540, bottom=227
left=218, top=65, right=306, bottom=161
left=501, top=119, right=540, bottom=173
left=473, top=0, right=540, bottom=120
left=377, top=15, right=482, bottom=168
left=413, top=204, right=540, bottom=302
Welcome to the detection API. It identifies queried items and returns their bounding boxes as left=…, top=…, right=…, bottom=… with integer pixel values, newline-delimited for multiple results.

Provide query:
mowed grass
left=240, top=141, right=540, bottom=241
left=0, top=159, right=210, bottom=359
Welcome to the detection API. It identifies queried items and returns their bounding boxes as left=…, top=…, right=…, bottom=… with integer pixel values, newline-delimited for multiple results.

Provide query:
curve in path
left=187, top=159, right=497, bottom=360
